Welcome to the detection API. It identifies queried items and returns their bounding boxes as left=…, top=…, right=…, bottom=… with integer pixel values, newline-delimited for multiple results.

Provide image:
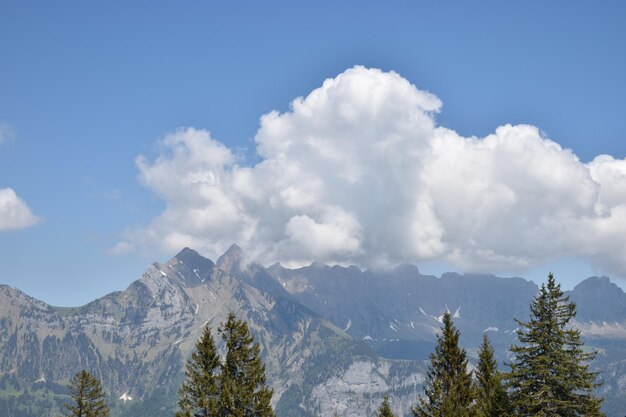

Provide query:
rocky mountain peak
left=216, top=244, right=244, bottom=273
left=173, top=246, right=200, bottom=260
left=572, top=276, right=616, bottom=292
left=569, top=276, right=626, bottom=322
left=159, top=247, right=216, bottom=286
left=310, top=260, right=327, bottom=269
left=267, top=262, right=286, bottom=274
left=393, top=263, right=420, bottom=276
left=171, top=247, right=215, bottom=271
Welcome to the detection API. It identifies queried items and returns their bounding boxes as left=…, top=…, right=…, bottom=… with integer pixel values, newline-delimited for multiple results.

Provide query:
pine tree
left=177, top=325, right=221, bottom=417
left=412, top=311, right=475, bottom=417
left=63, top=370, right=109, bottom=417
left=218, top=312, right=274, bottom=417
left=376, top=395, right=396, bottom=417
left=507, top=273, right=604, bottom=416
left=474, top=334, right=511, bottom=417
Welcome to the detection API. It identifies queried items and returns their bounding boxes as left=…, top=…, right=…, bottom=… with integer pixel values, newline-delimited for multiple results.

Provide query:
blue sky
left=1, top=1, right=625, bottom=306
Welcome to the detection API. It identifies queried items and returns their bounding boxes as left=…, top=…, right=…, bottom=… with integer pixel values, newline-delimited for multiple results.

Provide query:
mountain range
left=1, top=245, right=625, bottom=416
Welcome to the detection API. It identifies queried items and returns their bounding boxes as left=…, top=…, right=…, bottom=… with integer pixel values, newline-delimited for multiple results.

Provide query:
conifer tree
left=218, top=312, right=274, bottom=417
left=507, top=273, right=604, bottom=416
left=412, top=311, right=475, bottom=417
left=376, top=395, right=396, bottom=417
left=63, top=370, right=109, bottom=417
left=474, top=334, right=511, bottom=417
left=177, top=325, right=221, bottom=417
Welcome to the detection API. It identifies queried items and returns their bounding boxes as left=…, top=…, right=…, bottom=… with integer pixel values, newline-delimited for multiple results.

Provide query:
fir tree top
left=218, top=312, right=274, bottom=417
left=412, top=311, right=475, bottom=417
left=507, top=273, right=604, bottom=417
left=376, top=395, right=396, bottom=417
left=474, top=333, right=511, bottom=417
left=64, top=370, right=109, bottom=417
left=177, top=324, right=221, bottom=417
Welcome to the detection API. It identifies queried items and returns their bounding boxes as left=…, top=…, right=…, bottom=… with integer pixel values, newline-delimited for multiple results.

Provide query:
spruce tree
left=474, top=334, right=511, bottom=417
left=376, top=395, right=396, bottom=417
left=507, top=273, right=604, bottom=416
left=218, top=312, right=274, bottom=417
left=63, top=370, right=109, bottom=417
left=177, top=325, right=221, bottom=417
left=412, top=311, right=475, bottom=417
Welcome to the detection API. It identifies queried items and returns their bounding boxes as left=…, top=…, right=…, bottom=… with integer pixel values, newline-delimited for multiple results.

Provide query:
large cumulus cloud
left=117, top=66, right=626, bottom=276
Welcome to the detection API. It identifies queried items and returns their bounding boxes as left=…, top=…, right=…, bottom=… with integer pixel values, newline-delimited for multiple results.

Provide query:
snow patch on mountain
left=343, top=319, right=352, bottom=332
left=572, top=319, right=626, bottom=339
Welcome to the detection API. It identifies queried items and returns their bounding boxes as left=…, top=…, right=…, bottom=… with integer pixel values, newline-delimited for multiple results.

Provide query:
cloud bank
left=0, top=188, right=40, bottom=231
left=119, top=66, right=626, bottom=276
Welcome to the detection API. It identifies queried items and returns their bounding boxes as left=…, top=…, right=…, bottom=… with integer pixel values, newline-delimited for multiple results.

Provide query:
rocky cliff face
left=1, top=246, right=625, bottom=416
left=266, top=263, right=539, bottom=354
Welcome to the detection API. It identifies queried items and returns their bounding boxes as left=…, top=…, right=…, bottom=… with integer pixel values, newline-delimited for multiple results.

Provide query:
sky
left=1, top=1, right=625, bottom=306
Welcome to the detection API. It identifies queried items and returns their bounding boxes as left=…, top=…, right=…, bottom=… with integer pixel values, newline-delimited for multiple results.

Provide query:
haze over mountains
left=1, top=245, right=626, bottom=416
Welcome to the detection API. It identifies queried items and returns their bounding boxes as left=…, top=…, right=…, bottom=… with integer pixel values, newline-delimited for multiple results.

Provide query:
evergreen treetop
left=176, top=313, right=274, bottom=417
left=63, top=370, right=109, bottom=417
left=412, top=311, right=475, bottom=417
left=177, top=325, right=221, bottom=417
left=218, top=312, right=274, bottom=417
left=376, top=395, right=396, bottom=417
left=474, top=333, right=511, bottom=417
left=507, top=273, right=604, bottom=416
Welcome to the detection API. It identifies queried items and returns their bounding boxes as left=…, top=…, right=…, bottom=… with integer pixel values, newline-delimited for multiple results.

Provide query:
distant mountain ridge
left=1, top=245, right=626, bottom=416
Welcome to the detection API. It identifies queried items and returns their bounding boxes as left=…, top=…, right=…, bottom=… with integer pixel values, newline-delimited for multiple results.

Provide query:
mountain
left=266, top=263, right=538, bottom=357
left=0, top=247, right=423, bottom=417
left=266, top=263, right=626, bottom=416
left=1, top=246, right=626, bottom=416
left=570, top=276, right=626, bottom=324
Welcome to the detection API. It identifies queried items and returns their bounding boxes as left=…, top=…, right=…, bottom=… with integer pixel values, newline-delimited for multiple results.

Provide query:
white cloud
left=107, top=241, right=134, bottom=255
left=0, top=188, right=40, bottom=231
left=0, top=122, right=15, bottom=143
left=116, top=66, right=626, bottom=277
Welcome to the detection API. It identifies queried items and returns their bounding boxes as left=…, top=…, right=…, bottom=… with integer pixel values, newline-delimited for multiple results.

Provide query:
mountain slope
left=0, top=247, right=424, bottom=417
left=266, top=263, right=539, bottom=357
